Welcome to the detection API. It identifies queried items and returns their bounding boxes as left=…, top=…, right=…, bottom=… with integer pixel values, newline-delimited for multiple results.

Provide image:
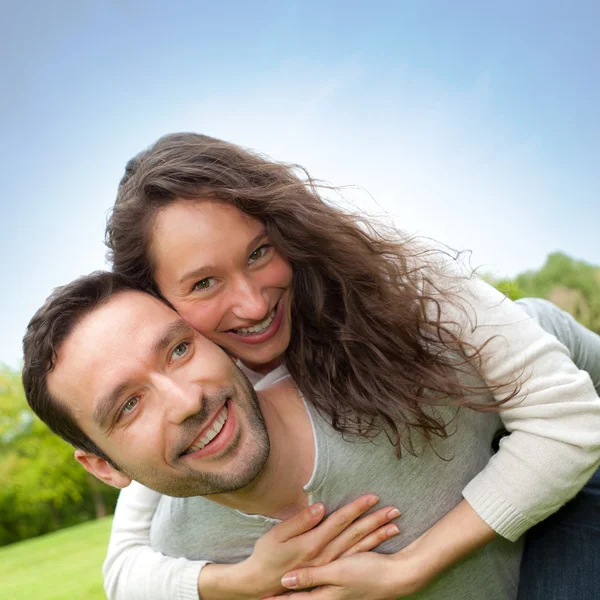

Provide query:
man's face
left=47, top=290, right=269, bottom=497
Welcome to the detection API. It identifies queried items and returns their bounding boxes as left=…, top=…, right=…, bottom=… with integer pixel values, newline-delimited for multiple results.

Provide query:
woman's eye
left=248, top=244, right=272, bottom=264
left=192, top=277, right=216, bottom=292
left=171, top=342, right=189, bottom=359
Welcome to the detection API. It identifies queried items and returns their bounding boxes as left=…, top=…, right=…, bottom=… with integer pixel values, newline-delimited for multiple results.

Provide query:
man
left=22, top=272, right=600, bottom=600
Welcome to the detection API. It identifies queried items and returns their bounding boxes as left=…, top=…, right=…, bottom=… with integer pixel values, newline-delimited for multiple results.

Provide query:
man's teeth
left=233, top=308, right=276, bottom=336
left=185, top=406, right=228, bottom=455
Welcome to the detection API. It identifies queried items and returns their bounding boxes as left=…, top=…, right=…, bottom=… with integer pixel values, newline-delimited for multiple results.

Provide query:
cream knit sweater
left=102, top=277, right=600, bottom=600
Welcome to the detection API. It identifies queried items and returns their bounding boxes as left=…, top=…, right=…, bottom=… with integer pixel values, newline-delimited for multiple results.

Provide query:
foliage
left=0, top=517, right=112, bottom=600
left=0, top=365, right=119, bottom=546
left=482, top=275, right=527, bottom=301
left=514, top=252, right=600, bottom=332
left=487, top=252, right=600, bottom=334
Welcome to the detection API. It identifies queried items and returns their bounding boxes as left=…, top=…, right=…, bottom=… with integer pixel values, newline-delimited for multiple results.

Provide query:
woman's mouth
left=226, top=300, right=284, bottom=345
left=231, top=307, right=276, bottom=336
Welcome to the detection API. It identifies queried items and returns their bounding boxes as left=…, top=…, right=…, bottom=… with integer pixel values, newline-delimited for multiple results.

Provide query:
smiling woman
left=92, top=132, right=600, bottom=600
left=107, top=133, right=522, bottom=442
left=150, top=200, right=294, bottom=374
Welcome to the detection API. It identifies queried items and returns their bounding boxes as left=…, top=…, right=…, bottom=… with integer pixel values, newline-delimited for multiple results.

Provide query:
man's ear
left=74, top=449, right=132, bottom=489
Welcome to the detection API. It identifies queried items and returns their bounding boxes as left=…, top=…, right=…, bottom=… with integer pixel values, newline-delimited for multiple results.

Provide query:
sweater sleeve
left=103, top=481, right=209, bottom=600
left=446, top=276, right=600, bottom=541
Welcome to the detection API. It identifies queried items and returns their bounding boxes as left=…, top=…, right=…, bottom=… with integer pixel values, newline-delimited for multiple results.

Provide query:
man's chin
left=199, top=437, right=271, bottom=497
left=202, top=455, right=269, bottom=498
left=140, top=438, right=270, bottom=498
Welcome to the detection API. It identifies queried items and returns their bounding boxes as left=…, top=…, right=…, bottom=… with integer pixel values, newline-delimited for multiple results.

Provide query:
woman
left=103, top=133, right=600, bottom=600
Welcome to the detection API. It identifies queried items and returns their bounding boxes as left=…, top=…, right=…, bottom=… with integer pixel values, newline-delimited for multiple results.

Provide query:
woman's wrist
left=388, top=500, right=497, bottom=593
left=197, top=561, right=256, bottom=600
left=387, top=544, right=437, bottom=596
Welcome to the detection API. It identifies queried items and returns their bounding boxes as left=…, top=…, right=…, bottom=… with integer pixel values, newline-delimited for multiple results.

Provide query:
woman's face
left=151, top=200, right=294, bottom=373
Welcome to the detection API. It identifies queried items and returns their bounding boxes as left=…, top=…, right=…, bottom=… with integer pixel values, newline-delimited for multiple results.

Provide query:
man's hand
left=198, top=494, right=401, bottom=599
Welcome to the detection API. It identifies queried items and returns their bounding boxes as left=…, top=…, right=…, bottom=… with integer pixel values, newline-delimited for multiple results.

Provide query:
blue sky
left=1, top=0, right=599, bottom=367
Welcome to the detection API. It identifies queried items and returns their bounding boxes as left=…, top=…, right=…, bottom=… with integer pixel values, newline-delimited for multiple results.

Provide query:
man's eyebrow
left=177, top=230, right=268, bottom=286
left=92, top=380, right=134, bottom=432
left=151, top=320, right=195, bottom=357
left=92, top=320, right=195, bottom=431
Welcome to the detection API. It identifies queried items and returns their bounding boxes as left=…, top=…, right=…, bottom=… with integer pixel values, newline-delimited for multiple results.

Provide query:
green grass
left=0, top=517, right=113, bottom=600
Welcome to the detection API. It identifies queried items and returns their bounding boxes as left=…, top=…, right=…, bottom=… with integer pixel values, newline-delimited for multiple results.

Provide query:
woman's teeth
left=232, top=308, right=276, bottom=336
left=184, top=405, right=228, bottom=455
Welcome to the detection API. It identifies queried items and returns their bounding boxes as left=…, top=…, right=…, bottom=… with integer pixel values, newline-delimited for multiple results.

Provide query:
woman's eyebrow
left=245, top=230, right=268, bottom=251
left=178, top=264, right=218, bottom=286
left=177, top=230, right=268, bottom=285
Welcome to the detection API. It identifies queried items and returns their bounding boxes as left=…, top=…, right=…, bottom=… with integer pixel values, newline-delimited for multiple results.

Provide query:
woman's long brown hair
left=106, top=133, right=518, bottom=456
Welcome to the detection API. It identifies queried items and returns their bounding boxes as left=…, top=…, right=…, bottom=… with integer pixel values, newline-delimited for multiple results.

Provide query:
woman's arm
left=448, top=275, right=600, bottom=540
left=103, top=483, right=400, bottom=600
left=103, top=481, right=209, bottom=600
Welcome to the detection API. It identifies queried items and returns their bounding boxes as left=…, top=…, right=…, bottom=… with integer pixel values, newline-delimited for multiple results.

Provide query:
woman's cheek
left=178, top=303, right=222, bottom=338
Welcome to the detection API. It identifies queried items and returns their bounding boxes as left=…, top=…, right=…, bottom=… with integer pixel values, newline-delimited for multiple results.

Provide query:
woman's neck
left=240, top=354, right=285, bottom=376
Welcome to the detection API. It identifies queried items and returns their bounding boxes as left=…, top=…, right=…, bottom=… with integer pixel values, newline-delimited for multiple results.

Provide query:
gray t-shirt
left=151, top=388, right=522, bottom=599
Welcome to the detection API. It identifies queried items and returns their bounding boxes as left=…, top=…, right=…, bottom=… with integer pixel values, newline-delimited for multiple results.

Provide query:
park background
left=1, top=2, right=599, bottom=599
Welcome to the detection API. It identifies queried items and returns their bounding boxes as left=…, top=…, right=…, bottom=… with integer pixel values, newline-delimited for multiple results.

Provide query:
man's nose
left=231, top=277, right=269, bottom=321
left=158, top=376, right=203, bottom=424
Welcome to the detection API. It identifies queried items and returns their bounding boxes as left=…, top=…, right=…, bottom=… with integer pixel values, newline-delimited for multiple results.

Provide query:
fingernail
left=282, top=574, right=298, bottom=588
left=387, top=524, right=400, bottom=535
left=368, top=495, right=379, bottom=507
left=310, top=503, right=324, bottom=516
left=387, top=508, right=401, bottom=519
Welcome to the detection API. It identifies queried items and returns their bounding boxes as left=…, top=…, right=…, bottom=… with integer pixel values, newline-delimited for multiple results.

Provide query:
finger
left=268, top=590, right=336, bottom=599
left=339, top=523, right=400, bottom=557
left=307, top=494, right=379, bottom=548
left=318, top=506, right=400, bottom=562
left=265, top=592, right=330, bottom=600
left=282, top=564, right=340, bottom=590
left=272, top=503, right=327, bottom=542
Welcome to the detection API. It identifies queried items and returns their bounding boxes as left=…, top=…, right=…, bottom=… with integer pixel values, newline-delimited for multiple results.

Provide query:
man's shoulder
left=154, top=492, right=221, bottom=519
left=151, top=494, right=271, bottom=562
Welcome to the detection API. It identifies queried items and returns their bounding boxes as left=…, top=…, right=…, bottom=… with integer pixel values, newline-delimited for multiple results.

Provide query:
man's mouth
left=230, top=306, right=277, bottom=336
left=182, top=404, right=229, bottom=456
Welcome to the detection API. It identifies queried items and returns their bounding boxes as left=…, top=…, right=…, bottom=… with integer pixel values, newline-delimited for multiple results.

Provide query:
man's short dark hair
left=22, top=271, right=137, bottom=466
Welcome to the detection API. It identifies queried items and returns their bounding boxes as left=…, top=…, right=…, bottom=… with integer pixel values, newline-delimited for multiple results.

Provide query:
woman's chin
left=236, top=349, right=286, bottom=374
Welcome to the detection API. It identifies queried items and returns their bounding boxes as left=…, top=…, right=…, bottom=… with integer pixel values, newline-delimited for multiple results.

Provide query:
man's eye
left=171, top=342, right=189, bottom=359
left=119, top=397, right=139, bottom=419
left=248, top=244, right=272, bottom=264
left=192, top=277, right=216, bottom=292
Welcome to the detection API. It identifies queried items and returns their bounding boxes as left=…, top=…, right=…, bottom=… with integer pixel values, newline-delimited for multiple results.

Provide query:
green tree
left=486, top=253, right=600, bottom=334
left=0, top=365, right=119, bottom=546
left=515, top=253, right=600, bottom=333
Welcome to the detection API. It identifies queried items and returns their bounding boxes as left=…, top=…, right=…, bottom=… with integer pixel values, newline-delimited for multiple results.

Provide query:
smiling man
left=22, top=271, right=600, bottom=600
left=23, top=272, right=312, bottom=515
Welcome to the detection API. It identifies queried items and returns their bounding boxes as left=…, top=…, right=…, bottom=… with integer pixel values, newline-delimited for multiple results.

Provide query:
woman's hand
left=266, top=551, right=428, bottom=600
left=270, top=499, right=498, bottom=600
left=198, top=494, right=401, bottom=599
